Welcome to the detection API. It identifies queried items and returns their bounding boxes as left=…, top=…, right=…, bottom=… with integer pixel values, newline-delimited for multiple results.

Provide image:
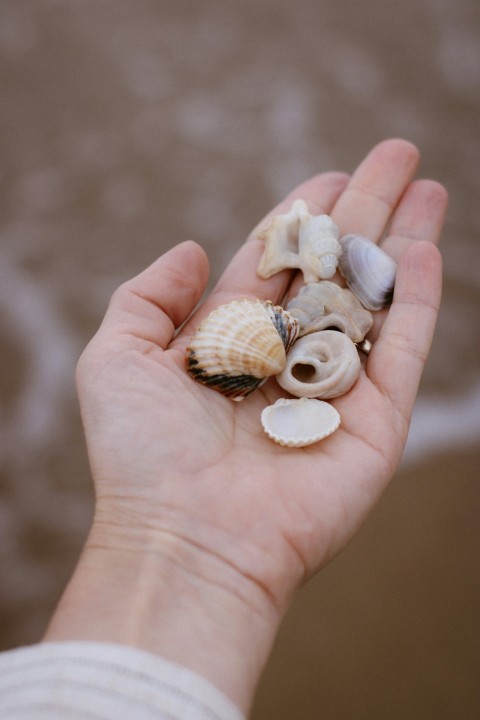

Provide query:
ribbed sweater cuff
left=0, top=642, right=245, bottom=720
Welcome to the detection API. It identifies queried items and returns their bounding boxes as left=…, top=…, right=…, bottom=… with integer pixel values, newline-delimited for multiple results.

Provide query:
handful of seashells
left=186, top=199, right=397, bottom=448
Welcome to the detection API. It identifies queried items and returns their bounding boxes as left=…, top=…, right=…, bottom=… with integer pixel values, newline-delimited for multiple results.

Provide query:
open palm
left=77, top=140, right=447, bottom=613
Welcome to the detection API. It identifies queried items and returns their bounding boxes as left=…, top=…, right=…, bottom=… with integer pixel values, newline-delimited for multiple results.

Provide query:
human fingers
left=216, top=171, right=349, bottom=300
left=284, top=138, right=421, bottom=303
left=366, top=240, right=442, bottom=423
left=331, top=138, right=420, bottom=238
left=173, top=171, right=349, bottom=345
left=99, top=240, right=209, bottom=350
left=366, top=179, right=448, bottom=342
left=380, top=179, right=449, bottom=260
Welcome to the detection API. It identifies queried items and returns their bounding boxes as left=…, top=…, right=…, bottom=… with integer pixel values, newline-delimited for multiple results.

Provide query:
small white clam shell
left=338, top=234, right=397, bottom=311
left=261, top=397, right=341, bottom=447
left=276, top=330, right=361, bottom=399
left=287, top=281, right=373, bottom=342
left=186, top=299, right=299, bottom=401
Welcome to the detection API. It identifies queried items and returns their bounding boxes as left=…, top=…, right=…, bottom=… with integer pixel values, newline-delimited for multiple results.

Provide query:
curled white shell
left=262, top=300, right=300, bottom=354
left=186, top=299, right=299, bottom=401
left=276, top=330, right=361, bottom=399
left=261, top=397, right=341, bottom=447
left=287, top=281, right=373, bottom=342
left=338, top=234, right=397, bottom=311
left=257, top=200, right=341, bottom=283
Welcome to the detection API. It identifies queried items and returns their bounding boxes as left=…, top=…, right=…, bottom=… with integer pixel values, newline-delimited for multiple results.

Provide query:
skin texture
left=44, top=140, right=448, bottom=715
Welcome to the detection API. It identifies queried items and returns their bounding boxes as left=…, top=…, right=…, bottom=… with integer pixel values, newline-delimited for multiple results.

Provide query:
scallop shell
left=186, top=299, right=299, bottom=401
left=256, top=200, right=341, bottom=282
left=338, top=234, right=397, bottom=311
left=261, top=397, right=341, bottom=447
left=263, top=300, right=300, bottom=354
left=276, top=330, right=361, bottom=399
left=287, top=281, right=373, bottom=342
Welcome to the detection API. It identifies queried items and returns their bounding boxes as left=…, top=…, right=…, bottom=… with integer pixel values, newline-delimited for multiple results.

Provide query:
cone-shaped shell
left=186, top=299, right=299, bottom=401
left=298, top=215, right=341, bottom=282
left=338, top=234, right=397, bottom=311
left=261, top=397, right=341, bottom=447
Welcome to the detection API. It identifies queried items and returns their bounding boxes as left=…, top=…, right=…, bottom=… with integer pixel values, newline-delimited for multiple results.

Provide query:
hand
left=45, top=140, right=448, bottom=712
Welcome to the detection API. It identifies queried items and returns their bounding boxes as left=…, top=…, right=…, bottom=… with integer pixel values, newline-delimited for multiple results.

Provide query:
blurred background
left=0, top=0, right=479, bottom=717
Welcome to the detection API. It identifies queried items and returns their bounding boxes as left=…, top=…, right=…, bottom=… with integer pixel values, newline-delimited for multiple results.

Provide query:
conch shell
left=186, top=299, right=299, bottom=401
left=257, top=200, right=341, bottom=283
left=276, top=330, right=361, bottom=399
left=338, top=234, right=397, bottom=311
left=260, top=397, right=341, bottom=447
left=287, top=281, right=373, bottom=342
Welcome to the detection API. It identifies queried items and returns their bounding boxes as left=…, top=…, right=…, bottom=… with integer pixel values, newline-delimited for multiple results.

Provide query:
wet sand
left=1, top=1, right=479, bottom=717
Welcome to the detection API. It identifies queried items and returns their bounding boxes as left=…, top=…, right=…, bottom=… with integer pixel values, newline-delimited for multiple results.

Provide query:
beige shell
left=338, top=234, right=397, bottom=311
left=262, top=300, right=300, bottom=354
left=275, top=330, right=361, bottom=399
left=287, top=281, right=373, bottom=342
left=186, top=299, right=299, bottom=401
left=298, top=214, right=341, bottom=282
left=257, top=199, right=309, bottom=278
left=256, top=200, right=341, bottom=283
left=261, top=397, right=341, bottom=447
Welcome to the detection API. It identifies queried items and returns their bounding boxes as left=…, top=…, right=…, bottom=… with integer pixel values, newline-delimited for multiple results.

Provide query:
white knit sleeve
left=0, top=642, right=246, bottom=720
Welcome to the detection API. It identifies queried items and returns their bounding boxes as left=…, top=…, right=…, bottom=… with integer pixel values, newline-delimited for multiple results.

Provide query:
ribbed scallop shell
left=263, top=300, right=300, bottom=353
left=276, top=330, right=361, bottom=399
left=186, top=299, right=299, bottom=401
left=338, top=234, right=397, bottom=311
left=261, top=397, right=341, bottom=447
left=287, top=281, right=373, bottom=342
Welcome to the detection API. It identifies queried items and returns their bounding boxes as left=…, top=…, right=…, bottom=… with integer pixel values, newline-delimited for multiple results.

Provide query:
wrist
left=44, top=516, right=281, bottom=713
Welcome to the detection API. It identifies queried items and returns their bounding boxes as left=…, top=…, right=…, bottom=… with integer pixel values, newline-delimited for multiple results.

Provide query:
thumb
left=101, top=241, right=210, bottom=350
